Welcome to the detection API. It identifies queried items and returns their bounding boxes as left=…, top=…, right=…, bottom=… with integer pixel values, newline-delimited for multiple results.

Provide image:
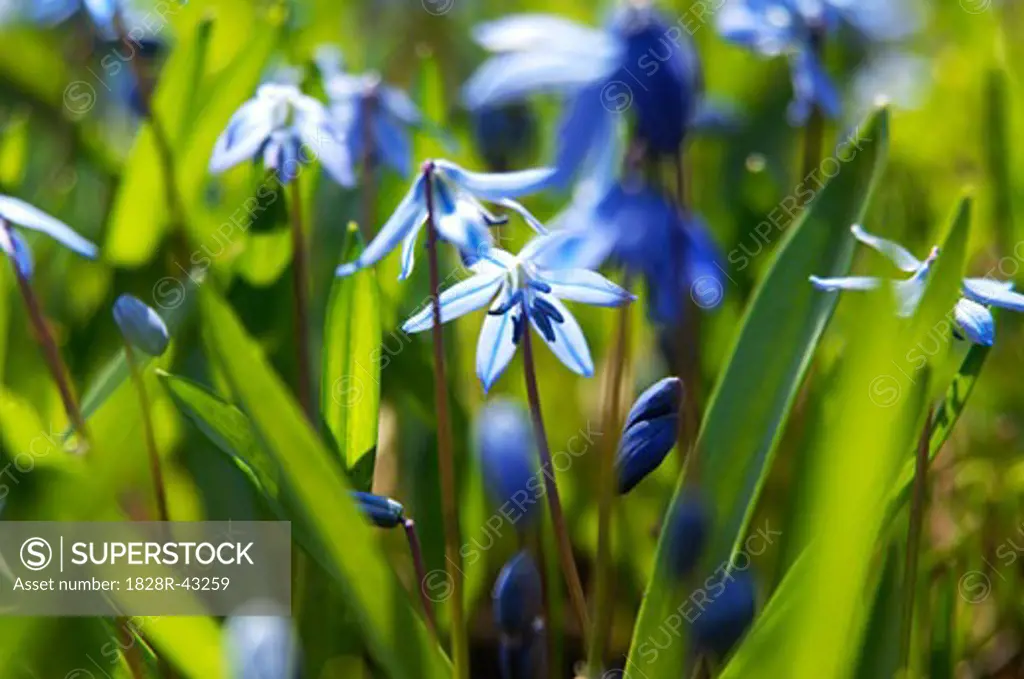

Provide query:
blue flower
left=718, top=0, right=918, bottom=125
left=113, top=294, right=170, bottom=357
left=401, top=232, right=634, bottom=391
left=690, top=570, right=757, bottom=657
left=317, top=47, right=423, bottom=178
left=463, top=6, right=701, bottom=182
left=493, top=551, right=543, bottom=637
left=351, top=491, right=406, bottom=529
left=224, top=604, right=298, bottom=679
left=809, top=224, right=1024, bottom=346
left=335, top=159, right=554, bottom=280
left=616, top=377, right=682, bottom=494
left=209, top=83, right=352, bottom=186
left=0, top=195, right=98, bottom=278
left=476, top=399, right=539, bottom=525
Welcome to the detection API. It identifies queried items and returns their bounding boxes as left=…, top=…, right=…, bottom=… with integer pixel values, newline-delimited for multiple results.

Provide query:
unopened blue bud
left=493, top=551, right=542, bottom=637
left=690, top=570, right=757, bottom=658
left=476, top=400, right=539, bottom=526
left=113, top=294, right=170, bottom=356
left=351, top=491, right=405, bottom=528
left=663, top=493, right=709, bottom=579
left=616, top=377, right=683, bottom=494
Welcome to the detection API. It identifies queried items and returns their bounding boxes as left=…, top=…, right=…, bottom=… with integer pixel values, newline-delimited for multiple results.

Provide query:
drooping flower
left=690, top=570, right=757, bottom=657
left=335, top=159, right=554, bottom=280
left=0, top=195, right=98, bottom=278
left=209, top=82, right=352, bottom=186
left=351, top=491, right=406, bottom=529
left=809, top=224, right=1024, bottom=346
left=463, top=3, right=702, bottom=183
left=476, top=399, right=539, bottom=525
left=401, top=232, right=634, bottom=391
left=316, top=46, right=423, bottom=178
left=224, top=603, right=298, bottom=679
left=717, top=0, right=918, bottom=124
left=616, top=377, right=683, bottom=494
left=113, top=294, right=170, bottom=357
left=493, top=551, right=543, bottom=638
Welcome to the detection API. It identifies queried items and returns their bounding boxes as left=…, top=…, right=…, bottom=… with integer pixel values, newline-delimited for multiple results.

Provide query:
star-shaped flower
left=809, top=224, right=1024, bottom=346
left=335, top=159, right=554, bottom=280
left=209, top=83, right=353, bottom=186
left=0, top=195, right=98, bottom=278
left=401, top=233, right=634, bottom=391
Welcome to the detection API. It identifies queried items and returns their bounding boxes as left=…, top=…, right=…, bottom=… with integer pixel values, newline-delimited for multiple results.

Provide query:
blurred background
left=0, top=0, right=1023, bottom=677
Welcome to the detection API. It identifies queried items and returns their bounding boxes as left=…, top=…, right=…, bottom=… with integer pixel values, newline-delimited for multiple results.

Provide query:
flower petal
left=397, top=216, right=427, bottom=281
left=0, top=227, right=33, bottom=279
left=210, top=99, right=275, bottom=174
left=963, top=277, right=1024, bottom=312
left=717, top=0, right=798, bottom=56
left=808, top=275, right=882, bottom=291
left=433, top=183, right=495, bottom=257
left=477, top=295, right=520, bottom=392
left=849, top=224, right=921, bottom=272
left=552, top=85, right=616, bottom=186
left=462, top=51, right=618, bottom=110
left=336, top=175, right=426, bottom=276
left=435, top=160, right=555, bottom=201
left=954, top=297, right=994, bottom=346
left=372, top=111, right=412, bottom=176
left=402, top=271, right=506, bottom=334
left=296, top=114, right=355, bottom=187
left=529, top=293, right=593, bottom=376
left=534, top=268, right=634, bottom=307
left=788, top=47, right=841, bottom=125
left=495, top=198, right=547, bottom=235
left=0, top=195, right=98, bottom=259
left=380, top=85, right=422, bottom=126
left=472, top=14, right=618, bottom=56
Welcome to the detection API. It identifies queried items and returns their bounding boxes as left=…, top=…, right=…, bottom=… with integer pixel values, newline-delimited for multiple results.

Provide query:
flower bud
left=476, top=399, right=539, bottom=526
left=113, top=294, right=170, bottom=356
left=663, top=492, right=709, bottom=579
left=615, top=377, right=683, bottom=494
left=493, top=551, right=543, bottom=637
left=351, top=491, right=405, bottom=528
left=690, top=570, right=757, bottom=658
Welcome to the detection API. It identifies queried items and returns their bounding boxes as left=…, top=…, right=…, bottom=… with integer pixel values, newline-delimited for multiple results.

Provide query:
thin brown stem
left=423, top=167, right=469, bottom=679
left=901, top=407, right=934, bottom=672
left=520, top=326, right=591, bottom=645
left=124, top=342, right=169, bottom=522
left=288, top=177, right=314, bottom=421
left=403, top=519, right=438, bottom=639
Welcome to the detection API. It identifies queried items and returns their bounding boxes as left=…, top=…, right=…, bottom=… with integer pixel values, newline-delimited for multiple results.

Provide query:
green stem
left=423, top=166, right=468, bottom=679
left=520, top=325, right=591, bottom=647
left=123, top=342, right=169, bottom=522
left=587, top=294, right=631, bottom=675
left=288, top=177, right=315, bottom=421
left=900, top=407, right=934, bottom=672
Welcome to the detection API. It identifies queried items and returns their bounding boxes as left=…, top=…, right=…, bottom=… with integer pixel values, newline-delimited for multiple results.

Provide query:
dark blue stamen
left=489, top=290, right=523, bottom=316
left=531, top=307, right=555, bottom=342
left=532, top=296, right=564, bottom=324
left=512, top=313, right=525, bottom=345
left=527, top=280, right=551, bottom=294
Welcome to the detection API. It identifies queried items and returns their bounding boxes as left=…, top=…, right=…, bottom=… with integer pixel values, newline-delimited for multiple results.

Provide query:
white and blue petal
left=495, top=198, right=547, bottom=235
left=528, top=293, right=593, bottom=377
left=808, top=275, right=882, bottom=291
left=373, top=111, right=412, bottom=176
left=850, top=224, right=921, bottom=272
left=336, top=175, right=427, bottom=276
left=434, top=160, right=556, bottom=201
left=788, top=47, right=841, bottom=125
left=432, top=183, right=495, bottom=258
left=954, top=297, right=994, bottom=346
left=210, top=99, right=275, bottom=174
left=476, top=291, right=520, bottom=392
left=552, top=85, right=617, bottom=186
left=963, top=278, right=1024, bottom=312
left=402, top=269, right=507, bottom=334
left=0, top=227, right=32, bottom=279
left=397, top=215, right=428, bottom=282
left=380, top=86, right=422, bottom=126
left=462, top=51, right=618, bottom=110
left=717, top=0, right=801, bottom=56
left=296, top=112, right=355, bottom=187
left=0, top=195, right=98, bottom=259
left=533, top=269, right=634, bottom=307
left=472, top=14, right=619, bottom=58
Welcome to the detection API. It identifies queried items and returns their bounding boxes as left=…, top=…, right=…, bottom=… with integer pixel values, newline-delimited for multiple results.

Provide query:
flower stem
left=287, top=177, right=314, bottom=421
left=520, top=326, right=591, bottom=646
left=403, top=519, right=438, bottom=639
left=587, top=291, right=631, bottom=675
left=900, top=406, right=934, bottom=672
left=423, top=168, right=469, bottom=679
left=6, top=232, right=89, bottom=447
left=123, top=341, right=170, bottom=522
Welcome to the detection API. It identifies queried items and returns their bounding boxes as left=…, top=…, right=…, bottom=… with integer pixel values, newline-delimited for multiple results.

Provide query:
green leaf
left=322, top=224, right=382, bottom=472
left=928, top=570, right=957, bottom=679
left=624, top=108, right=890, bottom=678
left=198, top=287, right=449, bottom=679
left=854, top=543, right=903, bottom=679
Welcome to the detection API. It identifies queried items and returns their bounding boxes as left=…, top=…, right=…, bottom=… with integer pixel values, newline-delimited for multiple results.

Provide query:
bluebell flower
left=717, top=0, right=917, bottom=125
left=663, top=492, right=709, bottom=579
left=616, top=377, right=682, bottom=494
left=476, top=399, right=539, bottom=524
left=224, top=604, right=298, bottom=679
left=401, top=232, right=634, bottom=391
left=351, top=491, right=406, bottom=529
left=0, top=195, right=98, bottom=278
left=209, top=83, right=352, bottom=186
left=464, top=4, right=701, bottom=182
left=113, top=294, right=170, bottom=357
left=493, top=551, right=543, bottom=637
left=691, top=570, right=757, bottom=657
left=335, top=159, right=554, bottom=280
left=809, top=224, right=1024, bottom=346
left=316, top=47, right=422, bottom=178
